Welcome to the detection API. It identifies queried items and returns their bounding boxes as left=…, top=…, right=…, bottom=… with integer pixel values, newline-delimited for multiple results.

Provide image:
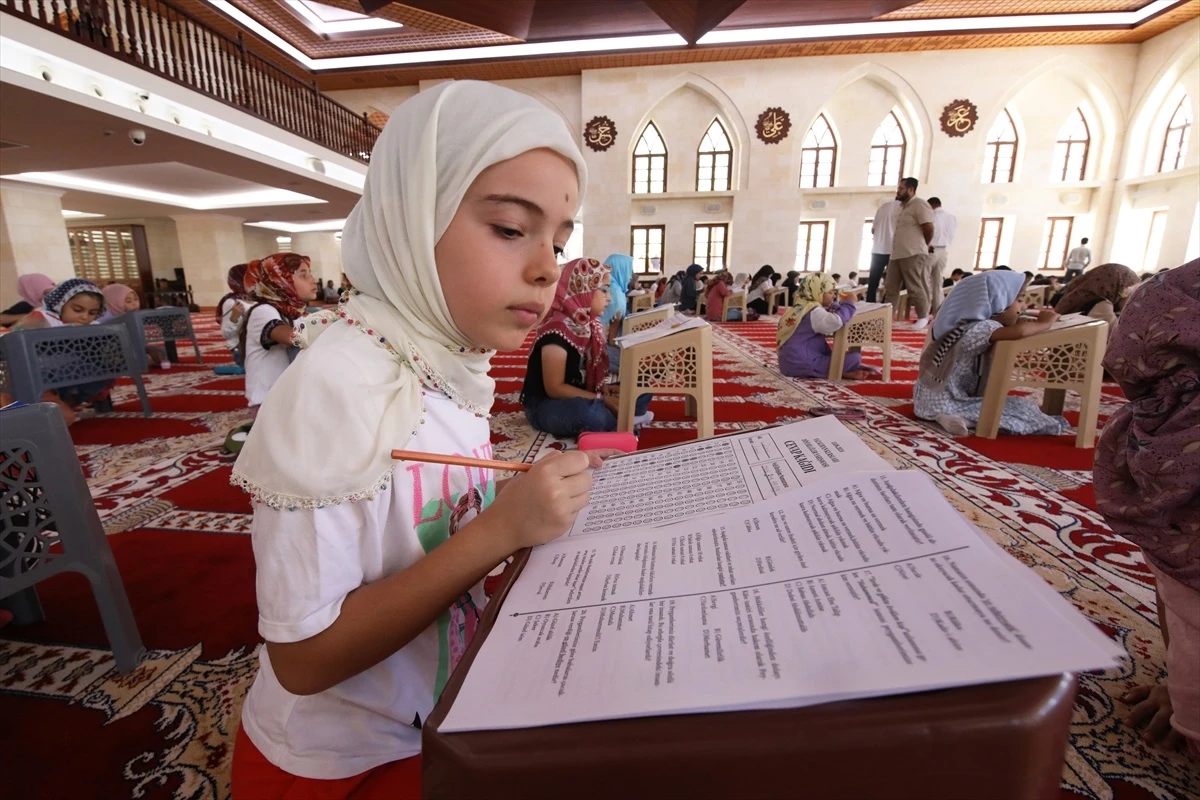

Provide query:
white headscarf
left=232, top=81, right=587, bottom=509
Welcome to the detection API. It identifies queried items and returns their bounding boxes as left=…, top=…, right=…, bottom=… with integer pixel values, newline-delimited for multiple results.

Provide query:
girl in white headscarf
left=230, top=81, right=603, bottom=796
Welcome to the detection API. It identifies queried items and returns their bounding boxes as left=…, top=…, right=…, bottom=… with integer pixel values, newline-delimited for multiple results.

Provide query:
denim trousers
left=526, top=393, right=653, bottom=438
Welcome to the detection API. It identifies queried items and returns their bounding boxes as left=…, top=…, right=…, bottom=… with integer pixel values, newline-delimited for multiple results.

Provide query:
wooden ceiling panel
left=721, top=1, right=920, bottom=28
left=878, top=0, right=1149, bottom=17
left=315, top=0, right=1200, bottom=91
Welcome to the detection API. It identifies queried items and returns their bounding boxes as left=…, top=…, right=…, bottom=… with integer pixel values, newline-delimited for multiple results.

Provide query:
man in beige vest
left=883, top=177, right=935, bottom=330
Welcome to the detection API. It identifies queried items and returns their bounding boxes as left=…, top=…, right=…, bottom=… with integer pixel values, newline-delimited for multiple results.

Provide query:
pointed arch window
left=633, top=122, right=667, bottom=194
left=1159, top=96, right=1193, bottom=173
left=867, top=112, right=905, bottom=187
left=1052, top=109, right=1090, bottom=182
left=696, top=119, right=732, bottom=192
left=799, top=114, right=837, bottom=188
left=982, top=109, right=1018, bottom=183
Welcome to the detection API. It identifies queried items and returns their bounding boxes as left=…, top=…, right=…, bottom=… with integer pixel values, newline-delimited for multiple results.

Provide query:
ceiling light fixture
left=61, top=209, right=106, bottom=218
left=245, top=219, right=346, bottom=233
left=3, top=172, right=325, bottom=210
left=696, top=0, right=1181, bottom=45
left=284, top=0, right=402, bottom=34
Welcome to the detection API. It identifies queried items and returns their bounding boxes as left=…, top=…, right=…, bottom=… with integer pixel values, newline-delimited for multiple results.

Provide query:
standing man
left=884, top=177, right=935, bottom=330
left=927, top=197, right=957, bottom=314
left=867, top=197, right=900, bottom=302
left=1065, top=238, right=1092, bottom=279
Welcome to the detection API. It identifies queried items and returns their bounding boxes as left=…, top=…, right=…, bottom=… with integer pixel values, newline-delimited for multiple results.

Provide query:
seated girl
left=13, top=278, right=115, bottom=417
left=915, top=271, right=1070, bottom=438
left=777, top=274, right=871, bottom=380
left=521, top=258, right=651, bottom=438
left=678, top=264, right=704, bottom=313
left=600, top=254, right=633, bottom=374
left=1094, top=260, right=1199, bottom=759
left=747, top=266, right=775, bottom=315
left=218, top=263, right=251, bottom=366
left=1053, top=262, right=1139, bottom=331
left=706, top=272, right=739, bottom=322
left=98, top=283, right=169, bottom=369
left=658, top=271, right=684, bottom=307
left=1, top=274, right=55, bottom=327
left=240, top=253, right=319, bottom=408
left=97, top=283, right=140, bottom=323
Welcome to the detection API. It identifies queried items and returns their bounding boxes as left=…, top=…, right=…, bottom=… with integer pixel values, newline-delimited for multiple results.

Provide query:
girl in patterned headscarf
left=1095, top=260, right=1200, bottom=758
left=11, top=278, right=114, bottom=416
left=521, top=257, right=652, bottom=437
left=777, top=273, right=870, bottom=380
left=1053, top=262, right=1139, bottom=328
left=237, top=253, right=318, bottom=407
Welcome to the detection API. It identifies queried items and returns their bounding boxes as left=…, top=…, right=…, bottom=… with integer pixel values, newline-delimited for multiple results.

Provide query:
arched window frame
left=983, top=109, right=1018, bottom=184
left=1159, top=96, right=1193, bottom=173
left=1052, top=108, right=1091, bottom=182
left=799, top=114, right=837, bottom=189
left=867, top=111, right=906, bottom=187
left=632, top=122, right=668, bottom=194
left=696, top=118, right=733, bottom=192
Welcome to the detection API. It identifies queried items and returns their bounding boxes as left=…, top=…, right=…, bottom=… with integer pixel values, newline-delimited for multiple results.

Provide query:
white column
left=171, top=213, right=248, bottom=306
left=0, top=184, right=76, bottom=295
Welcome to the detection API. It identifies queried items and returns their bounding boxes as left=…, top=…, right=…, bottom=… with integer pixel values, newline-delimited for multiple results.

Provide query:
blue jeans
left=526, top=394, right=653, bottom=438
left=867, top=252, right=890, bottom=303
left=607, top=344, right=621, bottom=375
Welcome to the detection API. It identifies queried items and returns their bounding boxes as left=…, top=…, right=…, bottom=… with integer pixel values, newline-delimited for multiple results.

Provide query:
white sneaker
left=912, top=317, right=930, bottom=330
left=633, top=410, right=655, bottom=427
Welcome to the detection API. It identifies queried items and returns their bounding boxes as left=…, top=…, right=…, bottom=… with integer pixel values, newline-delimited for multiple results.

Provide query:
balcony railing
left=1, top=0, right=381, bottom=163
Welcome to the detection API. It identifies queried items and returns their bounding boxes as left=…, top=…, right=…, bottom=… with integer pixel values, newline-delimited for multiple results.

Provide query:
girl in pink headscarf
left=1, top=273, right=55, bottom=326
left=1094, top=260, right=1200, bottom=758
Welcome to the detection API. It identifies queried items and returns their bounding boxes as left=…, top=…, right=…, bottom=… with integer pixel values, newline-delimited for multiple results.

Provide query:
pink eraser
left=577, top=431, right=638, bottom=453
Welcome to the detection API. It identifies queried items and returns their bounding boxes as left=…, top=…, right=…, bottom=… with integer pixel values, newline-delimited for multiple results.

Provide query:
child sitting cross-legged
left=777, top=274, right=873, bottom=380
left=521, top=257, right=652, bottom=437
left=915, top=271, right=1070, bottom=437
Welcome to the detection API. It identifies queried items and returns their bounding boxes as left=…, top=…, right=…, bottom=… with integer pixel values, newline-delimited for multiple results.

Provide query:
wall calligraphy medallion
left=583, top=115, right=617, bottom=152
left=755, top=107, right=791, bottom=144
left=939, top=99, right=979, bottom=137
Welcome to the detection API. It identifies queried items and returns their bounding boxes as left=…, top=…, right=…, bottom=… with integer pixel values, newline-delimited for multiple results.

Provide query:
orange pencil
left=391, top=449, right=531, bottom=472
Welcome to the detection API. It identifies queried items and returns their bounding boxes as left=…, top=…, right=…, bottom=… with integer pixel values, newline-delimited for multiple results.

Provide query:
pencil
left=390, top=450, right=532, bottom=472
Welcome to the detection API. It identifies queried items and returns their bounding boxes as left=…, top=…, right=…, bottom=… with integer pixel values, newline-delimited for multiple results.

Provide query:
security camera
left=128, top=128, right=147, bottom=146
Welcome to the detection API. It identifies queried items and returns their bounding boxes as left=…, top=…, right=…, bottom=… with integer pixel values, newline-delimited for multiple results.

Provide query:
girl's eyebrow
left=483, top=194, right=575, bottom=233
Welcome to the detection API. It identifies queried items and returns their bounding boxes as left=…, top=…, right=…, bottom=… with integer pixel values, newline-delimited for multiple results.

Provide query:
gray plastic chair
left=0, top=403, right=146, bottom=673
left=124, top=307, right=204, bottom=367
left=0, top=323, right=152, bottom=416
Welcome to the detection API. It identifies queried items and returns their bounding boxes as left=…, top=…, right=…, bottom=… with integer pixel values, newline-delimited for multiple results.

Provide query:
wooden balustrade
left=0, top=0, right=380, bottom=163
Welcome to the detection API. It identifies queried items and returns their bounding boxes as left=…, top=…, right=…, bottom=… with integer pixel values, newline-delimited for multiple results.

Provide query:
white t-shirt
left=931, top=208, right=958, bottom=247
left=219, top=297, right=249, bottom=351
left=240, top=329, right=493, bottom=779
left=871, top=200, right=901, bottom=254
left=1066, top=245, right=1091, bottom=269
left=243, top=304, right=292, bottom=406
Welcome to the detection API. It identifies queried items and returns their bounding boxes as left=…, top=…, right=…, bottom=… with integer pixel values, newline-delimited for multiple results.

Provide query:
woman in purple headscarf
left=1094, top=260, right=1199, bottom=757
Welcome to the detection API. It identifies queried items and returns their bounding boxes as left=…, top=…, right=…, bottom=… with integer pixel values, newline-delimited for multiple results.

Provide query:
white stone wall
left=0, top=186, right=76, bottom=290
left=325, top=21, right=1200, bottom=278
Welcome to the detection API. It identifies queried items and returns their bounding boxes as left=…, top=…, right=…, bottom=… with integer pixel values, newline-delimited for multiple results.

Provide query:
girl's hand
left=483, top=451, right=597, bottom=550
left=1036, top=308, right=1059, bottom=324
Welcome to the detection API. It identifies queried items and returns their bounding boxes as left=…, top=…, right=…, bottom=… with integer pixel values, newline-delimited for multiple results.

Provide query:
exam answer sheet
left=567, top=415, right=890, bottom=538
left=440, top=469, right=1124, bottom=732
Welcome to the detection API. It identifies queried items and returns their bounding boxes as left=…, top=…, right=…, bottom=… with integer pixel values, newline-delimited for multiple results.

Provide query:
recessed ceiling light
left=284, top=0, right=402, bottom=35
left=61, top=209, right=106, bottom=218
left=4, top=172, right=324, bottom=210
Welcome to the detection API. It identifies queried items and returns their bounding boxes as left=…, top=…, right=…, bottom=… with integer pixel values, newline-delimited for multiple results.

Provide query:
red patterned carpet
left=1, top=313, right=1197, bottom=800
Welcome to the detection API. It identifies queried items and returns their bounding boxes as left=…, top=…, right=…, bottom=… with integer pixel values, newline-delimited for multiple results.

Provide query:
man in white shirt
left=1065, top=238, right=1092, bottom=279
left=867, top=198, right=900, bottom=302
left=883, top=177, right=935, bottom=330
left=927, top=197, right=957, bottom=314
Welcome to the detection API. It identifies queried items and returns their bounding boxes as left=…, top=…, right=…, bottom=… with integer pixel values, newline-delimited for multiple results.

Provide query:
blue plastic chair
left=0, top=403, right=146, bottom=673
left=0, top=323, right=152, bottom=416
